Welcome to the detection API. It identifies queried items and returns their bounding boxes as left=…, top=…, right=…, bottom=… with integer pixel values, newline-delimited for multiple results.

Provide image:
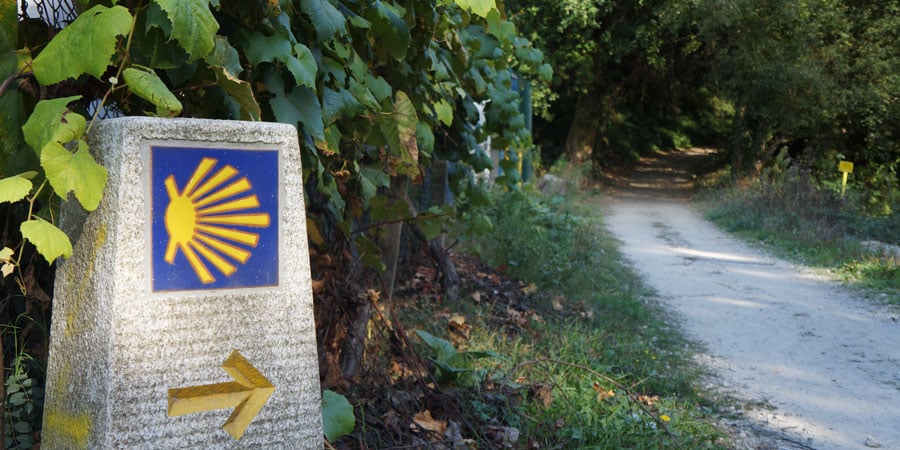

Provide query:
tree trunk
left=376, top=176, right=411, bottom=301
left=564, top=84, right=603, bottom=166
left=729, top=103, right=748, bottom=176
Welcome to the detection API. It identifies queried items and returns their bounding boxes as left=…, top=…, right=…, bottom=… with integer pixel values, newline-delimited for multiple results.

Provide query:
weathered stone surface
left=42, top=117, right=322, bottom=449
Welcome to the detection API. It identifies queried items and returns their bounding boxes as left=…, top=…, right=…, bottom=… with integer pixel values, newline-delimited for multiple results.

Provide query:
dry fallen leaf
left=448, top=314, right=470, bottom=339
left=593, top=383, right=616, bottom=401
left=551, top=296, right=565, bottom=311
left=411, top=410, right=447, bottom=434
left=638, top=394, right=659, bottom=406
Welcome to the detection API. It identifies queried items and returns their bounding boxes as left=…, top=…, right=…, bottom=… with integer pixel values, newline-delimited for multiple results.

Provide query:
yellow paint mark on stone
left=43, top=410, right=91, bottom=449
left=64, top=223, right=107, bottom=337
left=168, top=350, right=275, bottom=440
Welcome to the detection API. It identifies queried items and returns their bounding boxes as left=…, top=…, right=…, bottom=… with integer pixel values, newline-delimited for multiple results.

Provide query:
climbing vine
left=1, top=0, right=548, bottom=274
left=1, top=0, right=548, bottom=444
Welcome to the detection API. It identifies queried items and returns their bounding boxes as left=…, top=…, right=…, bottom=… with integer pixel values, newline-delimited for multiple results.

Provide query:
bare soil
left=601, top=148, right=900, bottom=450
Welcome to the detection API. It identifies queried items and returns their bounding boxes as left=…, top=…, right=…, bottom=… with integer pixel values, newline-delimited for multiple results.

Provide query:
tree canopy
left=506, top=0, right=897, bottom=207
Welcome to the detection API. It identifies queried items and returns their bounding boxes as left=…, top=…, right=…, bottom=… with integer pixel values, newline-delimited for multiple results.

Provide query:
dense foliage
left=506, top=0, right=719, bottom=166
left=507, top=0, right=898, bottom=211
left=0, top=0, right=548, bottom=445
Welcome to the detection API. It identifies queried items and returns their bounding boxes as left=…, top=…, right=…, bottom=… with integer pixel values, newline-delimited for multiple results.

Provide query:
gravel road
left=602, top=148, right=900, bottom=450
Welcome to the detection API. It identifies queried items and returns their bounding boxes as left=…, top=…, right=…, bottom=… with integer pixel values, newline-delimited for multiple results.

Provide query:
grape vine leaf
left=153, top=0, right=219, bottom=61
left=358, top=165, right=390, bottom=202
left=31, top=5, right=132, bottom=85
left=416, top=122, right=435, bottom=157
left=0, top=0, right=26, bottom=177
left=323, top=88, right=363, bottom=125
left=434, top=99, right=454, bottom=126
left=363, top=74, right=392, bottom=103
left=290, top=44, right=318, bottom=89
left=122, top=67, right=183, bottom=117
left=204, top=36, right=243, bottom=77
left=268, top=74, right=325, bottom=141
left=368, top=1, right=410, bottom=60
left=41, top=140, right=108, bottom=211
left=241, top=32, right=317, bottom=89
left=211, top=66, right=261, bottom=121
left=377, top=91, right=419, bottom=177
left=21, top=96, right=84, bottom=159
left=452, top=0, right=497, bottom=18
left=20, top=218, right=73, bottom=265
left=241, top=31, right=292, bottom=64
left=0, top=172, right=36, bottom=204
left=299, top=0, right=347, bottom=44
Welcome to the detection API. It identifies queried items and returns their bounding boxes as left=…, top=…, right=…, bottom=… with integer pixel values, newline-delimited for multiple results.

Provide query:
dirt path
left=601, top=148, right=900, bottom=450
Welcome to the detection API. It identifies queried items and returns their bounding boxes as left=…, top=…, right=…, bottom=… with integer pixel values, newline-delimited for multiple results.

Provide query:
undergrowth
left=700, top=163, right=899, bottom=305
left=462, top=190, right=723, bottom=447
left=334, top=188, right=729, bottom=448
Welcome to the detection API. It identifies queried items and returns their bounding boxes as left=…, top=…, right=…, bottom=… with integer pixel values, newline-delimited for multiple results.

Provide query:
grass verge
left=698, top=167, right=899, bottom=306
left=338, top=189, right=730, bottom=448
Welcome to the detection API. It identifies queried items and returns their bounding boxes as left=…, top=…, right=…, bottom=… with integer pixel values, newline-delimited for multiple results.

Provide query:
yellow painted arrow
left=168, top=350, right=275, bottom=440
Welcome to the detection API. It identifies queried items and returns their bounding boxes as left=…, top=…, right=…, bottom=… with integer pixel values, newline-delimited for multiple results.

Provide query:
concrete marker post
left=42, top=117, right=323, bottom=449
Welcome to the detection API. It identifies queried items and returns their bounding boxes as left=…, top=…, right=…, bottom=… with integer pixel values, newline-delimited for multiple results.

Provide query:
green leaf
left=0, top=2, right=27, bottom=178
left=241, top=32, right=317, bottom=89
left=452, top=0, right=497, bottom=18
left=359, top=165, right=390, bottom=202
left=368, top=1, right=410, bottom=60
left=211, top=66, right=261, bottom=121
left=538, top=63, right=553, bottom=81
left=349, top=81, right=379, bottom=111
left=322, top=88, right=363, bottom=125
left=300, top=0, right=347, bottom=44
left=153, top=0, right=219, bottom=60
left=241, top=31, right=292, bottom=66
left=21, top=96, right=84, bottom=158
left=205, top=36, right=243, bottom=77
left=13, top=421, right=31, bottom=434
left=355, top=235, right=386, bottom=271
left=0, top=172, right=36, bottom=204
left=434, top=99, right=453, bottom=126
left=268, top=75, right=325, bottom=141
left=41, top=140, right=108, bottom=211
left=415, top=122, right=434, bottom=157
left=376, top=91, right=419, bottom=177
left=20, top=218, right=73, bottom=265
left=363, top=75, right=392, bottom=103
left=288, top=43, right=318, bottom=88
left=31, top=5, right=132, bottom=85
left=122, top=67, right=183, bottom=117
left=321, top=390, right=355, bottom=442
left=318, top=125, right=341, bottom=155
left=9, top=392, right=26, bottom=406
left=415, top=330, right=458, bottom=363
left=0, top=0, right=15, bottom=52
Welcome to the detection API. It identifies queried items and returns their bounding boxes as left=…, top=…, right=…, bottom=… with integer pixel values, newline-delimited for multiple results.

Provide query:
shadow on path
left=601, top=147, right=720, bottom=201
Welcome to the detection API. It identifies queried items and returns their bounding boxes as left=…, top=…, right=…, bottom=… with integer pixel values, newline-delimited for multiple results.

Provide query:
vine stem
left=85, top=9, right=139, bottom=135
left=14, top=179, right=48, bottom=268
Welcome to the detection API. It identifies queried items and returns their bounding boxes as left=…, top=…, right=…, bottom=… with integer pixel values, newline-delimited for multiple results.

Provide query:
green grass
left=699, top=168, right=899, bottom=306
left=398, top=189, right=729, bottom=448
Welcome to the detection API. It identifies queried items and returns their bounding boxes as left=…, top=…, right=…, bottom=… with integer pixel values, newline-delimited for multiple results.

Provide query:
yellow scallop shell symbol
left=163, top=157, right=271, bottom=284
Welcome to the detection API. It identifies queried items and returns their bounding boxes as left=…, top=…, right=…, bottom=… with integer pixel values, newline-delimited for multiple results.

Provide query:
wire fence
left=17, top=0, right=77, bottom=27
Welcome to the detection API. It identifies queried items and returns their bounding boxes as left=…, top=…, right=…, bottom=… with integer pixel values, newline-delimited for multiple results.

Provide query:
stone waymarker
left=42, top=117, right=323, bottom=449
